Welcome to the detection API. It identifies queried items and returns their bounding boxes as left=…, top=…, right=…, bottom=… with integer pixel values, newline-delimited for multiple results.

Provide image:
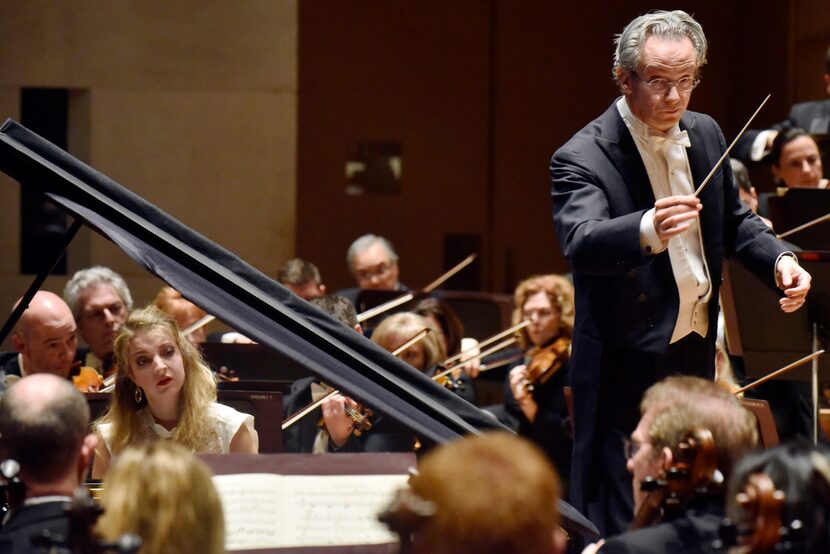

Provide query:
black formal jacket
left=282, top=377, right=415, bottom=453
left=0, top=501, right=70, bottom=554
left=551, top=101, right=787, bottom=514
left=502, top=355, right=572, bottom=490
left=600, top=495, right=725, bottom=553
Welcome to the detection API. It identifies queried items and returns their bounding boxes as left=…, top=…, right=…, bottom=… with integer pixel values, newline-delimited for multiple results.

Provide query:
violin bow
left=442, top=320, right=529, bottom=368
left=281, top=328, right=432, bottom=430
left=356, top=254, right=477, bottom=323
left=776, top=212, right=830, bottom=240
left=183, top=313, right=215, bottom=336
left=694, top=94, right=771, bottom=197
left=432, top=337, right=517, bottom=381
left=733, top=349, right=824, bottom=395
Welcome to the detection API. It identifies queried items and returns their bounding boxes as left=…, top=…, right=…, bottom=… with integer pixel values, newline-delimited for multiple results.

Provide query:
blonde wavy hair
left=97, top=441, right=225, bottom=554
left=94, top=305, right=219, bottom=454
left=511, top=274, right=575, bottom=350
left=371, top=312, right=446, bottom=371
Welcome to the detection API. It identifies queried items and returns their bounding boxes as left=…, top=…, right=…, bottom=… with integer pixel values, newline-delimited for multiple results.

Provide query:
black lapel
left=682, top=113, right=719, bottom=207
left=594, top=103, right=655, bottom=211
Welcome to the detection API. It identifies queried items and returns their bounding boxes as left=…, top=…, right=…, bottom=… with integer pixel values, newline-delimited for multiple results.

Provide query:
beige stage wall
left=0, top=1, right=297, bottom=347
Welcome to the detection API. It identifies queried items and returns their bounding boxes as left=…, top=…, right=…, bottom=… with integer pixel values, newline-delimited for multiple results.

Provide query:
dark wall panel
left=298, top=1, right=812, bottom=293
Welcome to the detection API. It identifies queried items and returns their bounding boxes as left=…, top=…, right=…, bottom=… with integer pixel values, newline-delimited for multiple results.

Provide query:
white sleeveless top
left=98, top=402, right=258, bottom=454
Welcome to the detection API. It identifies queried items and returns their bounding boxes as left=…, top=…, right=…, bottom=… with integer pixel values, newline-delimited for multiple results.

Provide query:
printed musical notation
left=213, top=472, right=408, bottom=550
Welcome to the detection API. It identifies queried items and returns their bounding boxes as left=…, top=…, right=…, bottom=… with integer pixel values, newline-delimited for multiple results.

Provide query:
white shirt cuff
left=640, top=208, right=666, bottom=254
left=774, top=251, right=797, bottom=288
left=750, top=130, right=778, bottom=161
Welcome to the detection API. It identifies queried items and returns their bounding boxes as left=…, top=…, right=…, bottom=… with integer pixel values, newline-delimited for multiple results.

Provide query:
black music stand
left=721, top=256, right=829, bottom=443
left=767, top=188, right=830, bottom=250
left=201, top=342, right=312, bottom=382
left=814, top=133, right=830, bottom=180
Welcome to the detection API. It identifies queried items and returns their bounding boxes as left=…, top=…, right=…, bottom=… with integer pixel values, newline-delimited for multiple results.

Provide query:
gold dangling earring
left=135, top=386, right=143, bottom=404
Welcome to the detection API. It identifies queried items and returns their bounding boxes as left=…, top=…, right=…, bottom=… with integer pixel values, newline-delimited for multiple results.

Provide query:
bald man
left=0, top=291, right=79, bottom=387
left=0, top=374, right=98, bottom=552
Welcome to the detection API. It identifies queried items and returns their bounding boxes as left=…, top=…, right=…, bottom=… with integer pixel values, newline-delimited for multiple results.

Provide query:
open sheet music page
left=213, top=473, right=407, bottom=550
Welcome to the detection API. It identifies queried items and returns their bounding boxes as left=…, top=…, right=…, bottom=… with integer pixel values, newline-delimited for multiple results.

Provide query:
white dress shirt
left=617, top=97, right=712, bottom=343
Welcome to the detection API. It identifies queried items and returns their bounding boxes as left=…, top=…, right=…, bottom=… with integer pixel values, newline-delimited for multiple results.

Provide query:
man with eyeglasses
left=550, top=10, right=810, bottom=536
left=63, top=266, right=133, bottom=377
left=339, top=234, right=407, bottom=308
left=583, top=376, right=757, bottom=553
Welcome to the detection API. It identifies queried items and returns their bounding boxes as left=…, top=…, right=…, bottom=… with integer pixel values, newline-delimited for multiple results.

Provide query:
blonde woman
left=92, top=306, right=257, bottom=478
left=371, top=312, right=445, bottom=372
left=371, top=312, right=476, bottom=403
left=97, top=441, right=225, bottom=554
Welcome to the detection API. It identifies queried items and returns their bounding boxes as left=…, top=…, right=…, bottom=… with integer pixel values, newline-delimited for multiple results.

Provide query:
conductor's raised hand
left=653, top=195, right=702, bottom=246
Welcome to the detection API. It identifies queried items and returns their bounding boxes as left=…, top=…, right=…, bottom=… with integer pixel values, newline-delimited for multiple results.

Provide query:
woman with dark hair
left=770, top=128, right=828, bottom=189
left=414, top=297, right=480, bottom=395
left=726, top=440, right=830, bottom=553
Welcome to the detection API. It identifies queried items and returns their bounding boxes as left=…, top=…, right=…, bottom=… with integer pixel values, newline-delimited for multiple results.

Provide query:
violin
left=72, top=366, right=104, bottom=393
left=314, top=389, right=375, bottom=437
left=525, top=336, right=571, bottom=391
left=631, top=427, right=718, bottom=529
left=344, top=404, right=374, bottom=436
left=430, top=364, right=465, bottom=393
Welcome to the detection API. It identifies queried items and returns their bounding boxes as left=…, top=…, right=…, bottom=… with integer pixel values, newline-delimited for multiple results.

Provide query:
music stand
left=721, top=257, right=829, bottom=443
left=201, top=342, right=313, bottom=382
left=767, top=188, right=830, bottom=251
left=813, top=133, right=830, bottom=180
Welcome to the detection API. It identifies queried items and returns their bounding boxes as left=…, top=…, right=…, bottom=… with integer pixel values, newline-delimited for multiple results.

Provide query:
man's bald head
left=11, top=291, right=78, bottom=378
left=0, top=374, right=90, bottom=485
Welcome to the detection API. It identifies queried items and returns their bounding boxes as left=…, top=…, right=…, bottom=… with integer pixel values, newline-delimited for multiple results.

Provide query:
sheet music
left=213, top=472, right=407, bottom=550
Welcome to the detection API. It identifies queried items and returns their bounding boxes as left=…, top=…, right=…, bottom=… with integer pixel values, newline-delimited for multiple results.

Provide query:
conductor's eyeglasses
left=635, top=74, right=700, bottom=94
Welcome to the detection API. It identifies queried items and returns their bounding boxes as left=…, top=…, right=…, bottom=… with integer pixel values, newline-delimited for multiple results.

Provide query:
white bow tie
left=649, top=129, right=691, bottom=152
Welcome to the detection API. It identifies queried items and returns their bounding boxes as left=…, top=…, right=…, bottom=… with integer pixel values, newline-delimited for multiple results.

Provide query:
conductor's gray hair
left=346, top=234, right=398, bottom=274
left=613, top=10, right=707, bottom=83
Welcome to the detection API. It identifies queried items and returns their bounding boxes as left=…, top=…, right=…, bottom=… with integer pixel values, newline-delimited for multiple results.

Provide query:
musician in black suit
left=734, top=45, right=830, bottom=164
left=282, top=295, right=414, bottom=453
left=551, top=10, right=811, bottom=536
left=0, top=374, right=98, bottom=553
left=585, top=376, right=758, bottom=553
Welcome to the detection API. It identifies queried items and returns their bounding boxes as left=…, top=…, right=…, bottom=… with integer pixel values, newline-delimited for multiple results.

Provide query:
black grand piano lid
left=0, top=119, right=600, bottom=541
left=0, top=118, right=505, bottom=444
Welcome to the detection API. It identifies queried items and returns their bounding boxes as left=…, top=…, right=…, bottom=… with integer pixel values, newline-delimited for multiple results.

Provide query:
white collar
left=616, top=96, right=683, bottom=142
left=23, top=495, right=72, bottom=506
